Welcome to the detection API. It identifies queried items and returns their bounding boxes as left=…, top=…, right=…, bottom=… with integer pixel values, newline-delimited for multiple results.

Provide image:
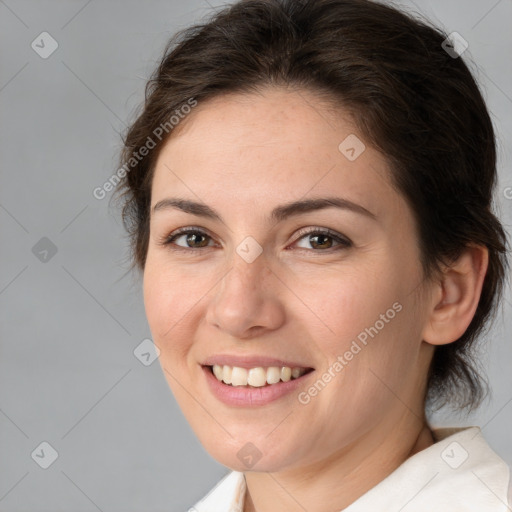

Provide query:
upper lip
left=201, top=354, right=314, bottom=370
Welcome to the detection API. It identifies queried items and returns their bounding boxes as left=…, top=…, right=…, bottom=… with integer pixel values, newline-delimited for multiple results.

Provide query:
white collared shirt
left=189, top=427, right=512, bottom=511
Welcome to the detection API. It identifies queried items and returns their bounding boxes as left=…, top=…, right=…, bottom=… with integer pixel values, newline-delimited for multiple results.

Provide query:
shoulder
left=344, top=426, right=511, bottom=511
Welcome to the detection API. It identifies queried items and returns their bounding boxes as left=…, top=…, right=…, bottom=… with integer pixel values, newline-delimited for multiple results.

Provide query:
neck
left=243, top=418, right=434, bottom=512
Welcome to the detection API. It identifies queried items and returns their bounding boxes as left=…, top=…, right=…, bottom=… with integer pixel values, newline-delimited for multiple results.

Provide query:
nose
left=205, top=251, right=286, bottom=339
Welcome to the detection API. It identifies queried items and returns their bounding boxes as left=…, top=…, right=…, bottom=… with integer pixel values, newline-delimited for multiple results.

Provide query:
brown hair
left=112, top=0, right=509, bottom=411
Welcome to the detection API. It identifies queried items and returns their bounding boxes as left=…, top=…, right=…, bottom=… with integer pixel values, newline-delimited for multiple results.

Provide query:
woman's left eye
left=292, top=228, right=352, bottom=251
left=158, top=227, right=352, bottom=252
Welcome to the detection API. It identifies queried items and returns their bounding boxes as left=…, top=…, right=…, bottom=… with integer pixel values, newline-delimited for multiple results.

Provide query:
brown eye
left=181, top=232, right=210, bottom=248
left=309, top=233, right=334, bottom=249
left=161, top=228, right=214, bottom=250
left=293, top=228, right=352, bottom=251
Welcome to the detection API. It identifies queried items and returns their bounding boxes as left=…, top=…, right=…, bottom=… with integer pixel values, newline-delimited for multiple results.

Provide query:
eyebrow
left=151, top=196, right=377, bottom=223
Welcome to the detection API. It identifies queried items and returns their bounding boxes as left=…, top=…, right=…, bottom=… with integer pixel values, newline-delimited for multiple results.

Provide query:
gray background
left=0, top=0, right=511, bottom=510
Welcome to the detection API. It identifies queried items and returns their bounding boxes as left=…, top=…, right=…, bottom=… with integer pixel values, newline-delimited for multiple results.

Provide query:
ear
left=422, top=245, right=489, bottom=346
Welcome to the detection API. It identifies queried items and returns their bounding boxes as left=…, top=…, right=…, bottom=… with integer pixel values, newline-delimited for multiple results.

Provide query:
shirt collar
left=191, top=427, right=511, bottom=512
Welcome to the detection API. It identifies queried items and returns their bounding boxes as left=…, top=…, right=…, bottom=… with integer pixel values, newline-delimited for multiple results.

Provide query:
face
left=143, top=87, right=435, bottom=473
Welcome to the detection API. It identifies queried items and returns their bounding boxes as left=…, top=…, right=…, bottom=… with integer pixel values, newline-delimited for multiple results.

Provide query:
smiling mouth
left=205, top=364, right=314, bottom=387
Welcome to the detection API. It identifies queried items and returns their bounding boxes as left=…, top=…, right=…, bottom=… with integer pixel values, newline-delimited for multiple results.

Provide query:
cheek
left=143, top=258, right=197, bottom=358
left=143, top=266, right=204, bottom=419
left=143, top=267, right=171, bottom=340
left=306, top=252, right=422, bottom=381
left=308, top=265, right=401, bottom=343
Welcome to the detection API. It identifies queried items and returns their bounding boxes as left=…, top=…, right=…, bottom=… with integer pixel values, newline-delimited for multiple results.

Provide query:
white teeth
left=247, top=367, right=267, bottom=387
left=281, top=366, right=292, bottom=382
left=266, top=367, right=281, bottom=384
left=291, top=367, right=303, bottom=379
left=211, top=364, right=308, bottom=387
left=222, top=365, right=232, bottom=384
left=212, top=364, right=223, bottom=380
left=231, top=367, right=248, bottom=386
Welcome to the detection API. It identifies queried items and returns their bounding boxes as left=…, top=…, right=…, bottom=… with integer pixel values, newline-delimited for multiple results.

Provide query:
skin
left=143, top=86, right=488, bottom=512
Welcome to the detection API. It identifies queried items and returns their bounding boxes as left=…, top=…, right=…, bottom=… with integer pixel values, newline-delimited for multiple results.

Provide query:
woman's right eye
left=159, top=228, right=215, bottom=251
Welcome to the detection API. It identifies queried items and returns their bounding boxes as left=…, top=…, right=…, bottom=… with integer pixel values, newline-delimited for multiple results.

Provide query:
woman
left=112, top=0, right=511, bottom=509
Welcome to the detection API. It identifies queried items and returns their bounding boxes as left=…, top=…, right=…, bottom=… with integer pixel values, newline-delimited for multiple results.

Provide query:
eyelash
left=157, top=226, right=352, bottom=254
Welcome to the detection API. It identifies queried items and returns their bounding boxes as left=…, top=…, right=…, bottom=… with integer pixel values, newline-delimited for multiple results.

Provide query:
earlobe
left=422, top=245, right=489, bottom=346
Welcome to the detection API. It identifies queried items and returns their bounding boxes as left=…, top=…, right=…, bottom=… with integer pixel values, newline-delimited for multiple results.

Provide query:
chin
left=202, top=439, right=299, bottom=473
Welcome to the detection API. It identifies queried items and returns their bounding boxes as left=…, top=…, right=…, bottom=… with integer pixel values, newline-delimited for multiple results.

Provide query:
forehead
left=159, top=87, right=356, bottom=162
left=151, top=87, right=404, bottom=224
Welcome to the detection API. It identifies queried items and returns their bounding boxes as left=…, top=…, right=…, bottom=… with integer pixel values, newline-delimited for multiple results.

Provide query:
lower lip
left=202, top=365, right=314, bottom=407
